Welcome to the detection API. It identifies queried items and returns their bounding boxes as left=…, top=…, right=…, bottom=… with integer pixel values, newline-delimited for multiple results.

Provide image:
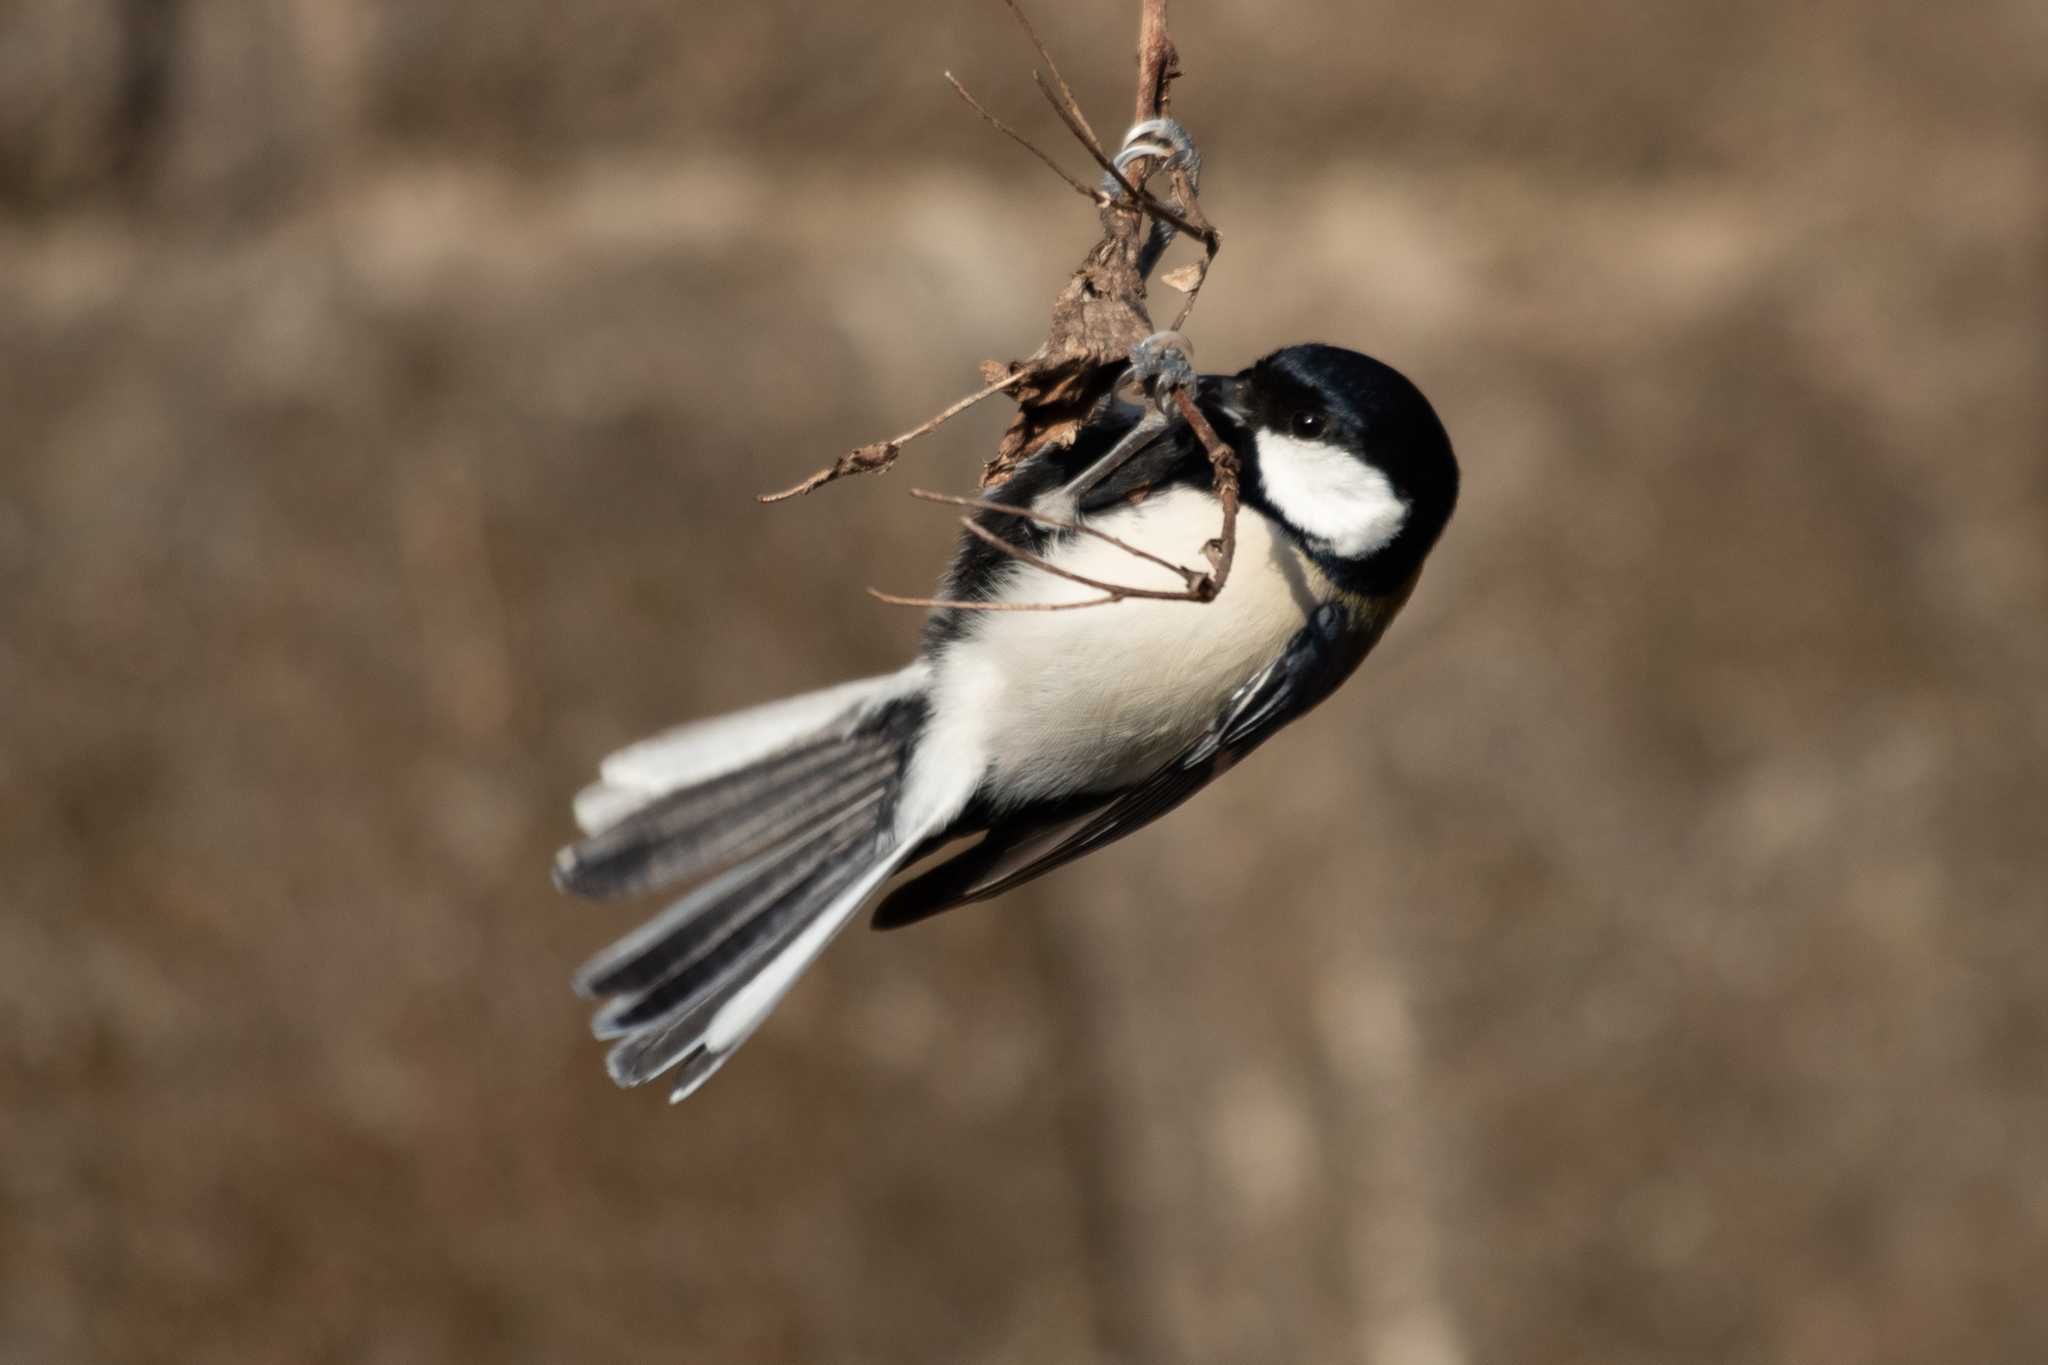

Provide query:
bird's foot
left=1126, top=330, right=1197, bottom=410
left=1102, top=119, right=1203, bottom=280
left=1105, top=117, right=1203, bottom=194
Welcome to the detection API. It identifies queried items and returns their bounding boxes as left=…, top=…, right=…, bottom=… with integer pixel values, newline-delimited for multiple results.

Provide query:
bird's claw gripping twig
left=1036, top=331, right=1191, bottom=518
left=770, top=6, right=1217, bottom=512
left=1107, top=117, right=1202, bottom=189
left=1126, top=329, right=1197, bottom=411
left=1103, top=117, right=1203, bottom=277
left=1045, top=328, right=1195, bottom=517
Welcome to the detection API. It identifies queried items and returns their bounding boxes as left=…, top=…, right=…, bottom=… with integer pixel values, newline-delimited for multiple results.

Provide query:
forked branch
left=865, top=487, right=1213, bottom=611
left=945, top=73, right=1105, bottom=206
left=910, top=488, right=1202, bottom=582
left=864, top=381, right=1238, bottom=612
left=1175, top=384, right=1239, bottom=586
left=760, top=0, right=1221, bottom=505
left=760, top=369, right=1027, bottom=504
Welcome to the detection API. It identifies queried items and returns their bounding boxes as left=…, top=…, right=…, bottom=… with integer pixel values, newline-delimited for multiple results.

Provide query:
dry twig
left=861, top=393, right=1237, bottom=612
left=772, top=0, right=1239, bottom=618
left=760, top=369, right=1027, bottom=503
left=973, top=0, right=1219, bottom=488
left=761, top=0, right=1221, bottom=504
left=863, top=487, right=1216, bottom=611
left=944, top=73, right=1105, bottom=206
left=1173, top=385, right=1239, bottom=585
left=909, top=488, right=1204, bottom=583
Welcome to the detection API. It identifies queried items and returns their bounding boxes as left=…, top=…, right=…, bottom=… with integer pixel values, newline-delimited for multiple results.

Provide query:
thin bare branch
left=1173, top=384, right=1239, bottom=595
left=1001, top=0, right=1108, bottom=161
left=1112, top=0, right=1178, bottom=239
left=1027, top=73, right=1217, bottom=251
left=954, top=513, right=1204, bottom=602
left=1155, top=159, right=1218, bottom=328
left=773, top=0, right=1233, bottom=622
left=867, top=586, right=1119, bottom=613
left=868, top=471, right=1236, bottom=614
left=1134, top=0, right=1180, bottom=125
left=1002, top=2, right=1205, bottom=245
left=945, top=73, right=1105, bottom=205
left=759, top=368, right=1028, bottom=502
left=906, top=487, right=1200, bottom=583
left=1031, top=73, right=1119, bottom=188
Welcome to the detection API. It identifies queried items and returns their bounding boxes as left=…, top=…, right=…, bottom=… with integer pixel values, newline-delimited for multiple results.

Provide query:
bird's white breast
left=919, top=485, right=1329, bottom=808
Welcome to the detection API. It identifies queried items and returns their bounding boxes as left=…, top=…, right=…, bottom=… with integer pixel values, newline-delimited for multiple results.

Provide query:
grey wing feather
left=870, top=800, right=1111, bottom=930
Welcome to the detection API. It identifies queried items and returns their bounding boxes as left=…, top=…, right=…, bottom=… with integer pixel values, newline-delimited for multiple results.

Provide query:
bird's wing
left=871, top=600, right=1371, bottom=928
left=869, top=797, right=1111, bottom=929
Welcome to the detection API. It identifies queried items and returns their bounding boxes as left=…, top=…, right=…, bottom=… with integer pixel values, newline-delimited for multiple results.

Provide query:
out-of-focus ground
left=3, top=2, right=2044, bottom=1362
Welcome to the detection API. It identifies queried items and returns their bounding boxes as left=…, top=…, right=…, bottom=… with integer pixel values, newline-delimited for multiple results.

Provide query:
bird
left=553, top=339, right=1459, bottom=1101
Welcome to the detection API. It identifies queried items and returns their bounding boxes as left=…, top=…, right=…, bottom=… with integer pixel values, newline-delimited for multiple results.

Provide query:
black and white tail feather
left=554, top=665, right=940, bottom=1102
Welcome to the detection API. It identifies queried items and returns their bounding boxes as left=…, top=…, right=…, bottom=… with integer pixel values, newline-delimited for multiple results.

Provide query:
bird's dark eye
left=1290, top=410, right=1326, bottom=439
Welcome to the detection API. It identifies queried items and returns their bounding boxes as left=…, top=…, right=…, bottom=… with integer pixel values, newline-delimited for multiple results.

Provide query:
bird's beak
left=1201, top=373, right=1252, bottom=425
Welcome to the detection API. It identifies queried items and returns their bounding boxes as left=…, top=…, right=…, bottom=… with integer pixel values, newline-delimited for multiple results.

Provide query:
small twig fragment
left=952, top=513, right=1202, bottom=602
left=760, top=369, right=1028, bottom=502
left=1027, top=75, right=1215, bottom=251
left=777, top=0, right=1234, bottom=617
left=1133, top=0, right=1180, bottom=126
left=1161, top=164, right=1218, bottom=330
left=869, top=413, right=1236, bottom=613
left=1173, top=384, right=1238, bottom=594
left=946, top=73, right=1105, bottom=205
left=906, top=487, right=1201, bottom=584
left=867, top=587, right=1119, bottom=613
left=1000, top=0, right=1107, bottom=160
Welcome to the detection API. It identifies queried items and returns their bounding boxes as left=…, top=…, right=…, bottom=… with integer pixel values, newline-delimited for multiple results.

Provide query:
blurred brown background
left=3, top=1, right=2044, bottom=1362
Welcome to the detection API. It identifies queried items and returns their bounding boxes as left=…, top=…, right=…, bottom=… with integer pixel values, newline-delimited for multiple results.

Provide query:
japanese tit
left=555, top=342, right=1458, bottom=1100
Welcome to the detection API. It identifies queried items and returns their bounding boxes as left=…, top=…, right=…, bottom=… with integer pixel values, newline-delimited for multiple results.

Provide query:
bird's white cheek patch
left=1254, top=431, right=1408, bottom=558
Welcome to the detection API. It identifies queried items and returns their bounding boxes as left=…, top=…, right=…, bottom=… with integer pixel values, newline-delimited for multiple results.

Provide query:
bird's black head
left=1208, top=343, right=1458, bottom=593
